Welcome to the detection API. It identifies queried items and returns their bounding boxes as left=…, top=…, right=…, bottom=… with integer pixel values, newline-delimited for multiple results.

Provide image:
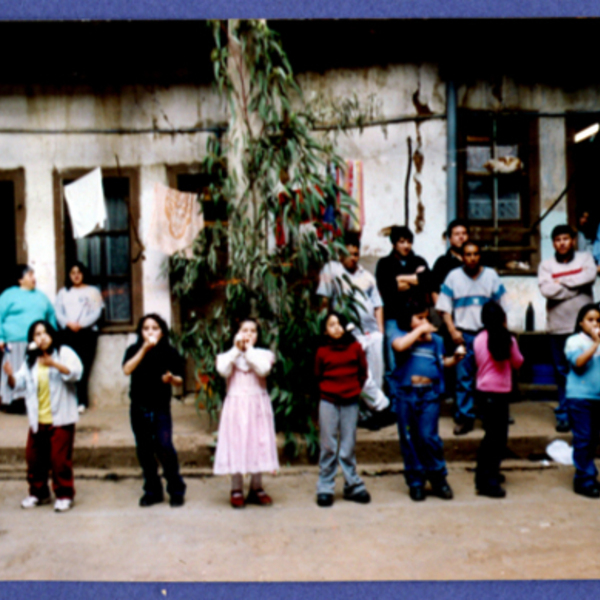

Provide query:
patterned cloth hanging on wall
left=336, top=159, right=365, bottom=231
left=147, top=182, right=205, bottom=258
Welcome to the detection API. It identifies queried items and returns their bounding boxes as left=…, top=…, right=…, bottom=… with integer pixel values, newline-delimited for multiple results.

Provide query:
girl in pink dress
left=214, top=319, right=279, bottom=508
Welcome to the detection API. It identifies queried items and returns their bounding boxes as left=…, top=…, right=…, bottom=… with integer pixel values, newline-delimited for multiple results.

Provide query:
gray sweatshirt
left=538, top=251, right=596, bottom=334
left=55, top=285, right=104, bottom=331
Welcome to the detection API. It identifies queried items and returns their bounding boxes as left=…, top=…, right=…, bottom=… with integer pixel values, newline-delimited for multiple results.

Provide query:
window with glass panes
left=457, top=112, right=540, bottom=273
left=55, top=169, right=142, bottom=330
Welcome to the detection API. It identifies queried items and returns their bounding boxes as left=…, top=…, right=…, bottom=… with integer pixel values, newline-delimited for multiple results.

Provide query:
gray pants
left=317, top=400, right=366, bottom=495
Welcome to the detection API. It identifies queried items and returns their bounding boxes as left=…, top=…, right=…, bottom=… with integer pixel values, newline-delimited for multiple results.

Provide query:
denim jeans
left=393, top=385, right=447, bottom=488
left=550, top=334, right=570, bottom=423
left=317, top=401, right=366, bottom=495
left=567, top=399, right=600, bottom=488
left=475, top=392, right=510, bottom=489
left=130, top=405, right=186, bottom=499
left=384, top=319, right=404, bottom=411
left=455, top=332, right=476, bottom=423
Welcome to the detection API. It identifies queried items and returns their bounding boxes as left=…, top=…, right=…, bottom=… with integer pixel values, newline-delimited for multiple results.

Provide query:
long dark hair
left=25, top=320, right=61, bottom=368
left=320, top=311, right=356, bottom=347
left=134, top=313, right=170, bottom=349
left=574, top=303, right=600, bottom=335
left=65, top=261, right=90, bottom=289
left=481, top=301, right=511, bottom=362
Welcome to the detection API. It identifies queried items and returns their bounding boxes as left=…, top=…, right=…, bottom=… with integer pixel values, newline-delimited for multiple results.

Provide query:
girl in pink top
left=473, top=301, right=524, bottom=498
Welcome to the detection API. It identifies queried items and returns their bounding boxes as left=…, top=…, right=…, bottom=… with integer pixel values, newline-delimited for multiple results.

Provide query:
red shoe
left=230, top=490, right=245, bottom=509
left=246, top=488, right=273, bottom=506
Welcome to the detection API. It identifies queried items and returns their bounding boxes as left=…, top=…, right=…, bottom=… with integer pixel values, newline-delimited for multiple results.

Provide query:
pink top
left=474, top=330, right=524, bottom=393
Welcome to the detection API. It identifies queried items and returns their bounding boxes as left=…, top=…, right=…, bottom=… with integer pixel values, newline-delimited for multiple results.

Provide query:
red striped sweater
left=314, top=340, right=368, bottom=405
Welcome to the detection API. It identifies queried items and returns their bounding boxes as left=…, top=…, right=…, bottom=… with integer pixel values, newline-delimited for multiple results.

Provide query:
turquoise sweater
left=565, top=332, right=600, bottom=401
left=0, top=287, right=57, bottom=343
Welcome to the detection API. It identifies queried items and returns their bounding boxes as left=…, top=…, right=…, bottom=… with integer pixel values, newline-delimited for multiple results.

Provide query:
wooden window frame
left=0, top=168, right=27, bottom=264
left=53, top=167, right=143, bottom=333
left=457, top=111, right=541, bottom=275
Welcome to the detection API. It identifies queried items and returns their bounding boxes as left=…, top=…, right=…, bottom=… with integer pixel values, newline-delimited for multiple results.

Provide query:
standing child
left=564, top=303, right=600, bottom=498
left=214, top=319, right=279, bottom=508
left=473, top=301, right=524, bottom=498
left=122, top=314, right=186, bottom=507
left=3, top=320, right=82, bottom=512
left=314, top=311, right=370, bottom=507
left=390, top=304, right=463, bottom=501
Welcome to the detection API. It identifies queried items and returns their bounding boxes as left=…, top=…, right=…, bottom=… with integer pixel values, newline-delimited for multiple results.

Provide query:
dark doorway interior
left=0, top=180, right=16, bottom=295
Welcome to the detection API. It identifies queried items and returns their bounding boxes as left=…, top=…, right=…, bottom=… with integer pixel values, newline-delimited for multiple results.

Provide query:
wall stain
left=413, top=123, right=425, bottom=233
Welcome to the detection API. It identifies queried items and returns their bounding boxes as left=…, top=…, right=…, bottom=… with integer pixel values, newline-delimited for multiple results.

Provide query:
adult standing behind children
left=317, top=230, right=391, bottom=427
left=375, top=226, right=433, bottom=386
left=55, top=262, right=104, bottom=414
left=538, top=225, right=596, bottom=433
left=431, top=219, right=470, bottom=303
left=0, top=265, right=57, bottom=412
left=436, top=241, right=508, bottom=435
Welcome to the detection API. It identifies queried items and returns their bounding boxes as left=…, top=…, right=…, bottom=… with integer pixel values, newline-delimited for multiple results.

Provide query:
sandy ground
left=0, top=463, right=598, bottom=582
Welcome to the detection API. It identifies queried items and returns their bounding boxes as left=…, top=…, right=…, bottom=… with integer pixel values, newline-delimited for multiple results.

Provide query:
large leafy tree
left=171, top=20, right=366, bottom=456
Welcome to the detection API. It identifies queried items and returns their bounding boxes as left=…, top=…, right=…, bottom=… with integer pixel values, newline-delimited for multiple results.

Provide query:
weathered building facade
left=2, top=20, right=599, bottom=405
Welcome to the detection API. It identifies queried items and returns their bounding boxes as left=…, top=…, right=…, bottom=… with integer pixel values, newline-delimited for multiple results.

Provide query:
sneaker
left=54, top=498, right=73, bottom=512
left=476, top=485, right=506, bottom=498
left=78, top=405, right=86, bottom=415
left=409, top=486, right=426, bottom=501
left=453, top=421, right=474, bottom=436
left=343, top=488, right=371, bottom=504
left=169, top=495, right=185, bottom=507
left=21, top=495, right=51, bottom=509
left=139, top=493, right=164, bottom=507
left=574, top=482, right=600, bottom=499
left=316, top=493, right=334, bottom=507
left=430, top=480, right=454, bottom=500
left=246, top=488, right=273, bottom=506
left=230, top=490, right=245, bottom=509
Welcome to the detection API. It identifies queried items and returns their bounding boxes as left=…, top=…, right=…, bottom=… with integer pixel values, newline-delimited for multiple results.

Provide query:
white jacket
left=12, top=345, right=83, bottom=433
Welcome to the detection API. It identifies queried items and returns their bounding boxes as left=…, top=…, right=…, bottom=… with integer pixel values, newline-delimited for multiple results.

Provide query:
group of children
left=5, top=299, right=600, bottom=512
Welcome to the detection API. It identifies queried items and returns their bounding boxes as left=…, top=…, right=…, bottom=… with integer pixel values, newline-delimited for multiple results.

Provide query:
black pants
left=130, top=405, right=186, bottom=499
left=475, top=392, right=510, bottom=489
left=61, top=328, right=98, bottom=408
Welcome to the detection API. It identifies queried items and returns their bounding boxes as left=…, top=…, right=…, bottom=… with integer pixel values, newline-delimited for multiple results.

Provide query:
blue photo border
left=1, top=0, right=599, bottom=597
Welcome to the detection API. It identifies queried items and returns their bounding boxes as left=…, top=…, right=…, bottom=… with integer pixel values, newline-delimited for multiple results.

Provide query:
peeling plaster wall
left=297, top=64, right=449, bottom=270
left=0, top=83, right=226, bottom=406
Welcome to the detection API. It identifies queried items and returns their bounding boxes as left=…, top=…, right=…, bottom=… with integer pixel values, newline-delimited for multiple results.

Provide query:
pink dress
left=213, top=346, right=280, bottom=475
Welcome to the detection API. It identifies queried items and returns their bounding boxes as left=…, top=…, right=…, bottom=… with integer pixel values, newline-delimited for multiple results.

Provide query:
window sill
left=99, top=324, right=136, bottom=335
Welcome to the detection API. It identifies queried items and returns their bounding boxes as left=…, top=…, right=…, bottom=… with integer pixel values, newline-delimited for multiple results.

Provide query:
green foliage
left=171, top=19, right=364, bottom=457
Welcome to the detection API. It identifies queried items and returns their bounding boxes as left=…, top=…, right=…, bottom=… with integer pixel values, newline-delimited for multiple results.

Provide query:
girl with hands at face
left=214, top=318, right=278, bottom=509
left=4, top=320, right=82, bottom=512
left=122, top=314, right=186, bottom=508
left=564, top=304, right=600, bottom=498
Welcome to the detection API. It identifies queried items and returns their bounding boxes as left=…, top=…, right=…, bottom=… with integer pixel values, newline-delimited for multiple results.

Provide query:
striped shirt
left=435, top=267, right=507, bottom=332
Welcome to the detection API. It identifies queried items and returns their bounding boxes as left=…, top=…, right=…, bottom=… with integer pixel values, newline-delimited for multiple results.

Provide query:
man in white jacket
left=538, top=224, right=597, bottom=433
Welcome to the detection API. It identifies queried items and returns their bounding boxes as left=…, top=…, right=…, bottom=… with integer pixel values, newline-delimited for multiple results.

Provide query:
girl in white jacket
left=3, top=320, right=82, bottom=512
left=213, top=319, right=279, bottom=508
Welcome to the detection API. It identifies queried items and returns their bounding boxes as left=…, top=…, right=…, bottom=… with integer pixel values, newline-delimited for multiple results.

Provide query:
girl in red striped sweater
left=314, top=311, right=370, bottom=507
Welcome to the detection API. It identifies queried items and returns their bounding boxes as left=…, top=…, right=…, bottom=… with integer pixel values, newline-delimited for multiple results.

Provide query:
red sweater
left=314, top=340, right=368, bottom=405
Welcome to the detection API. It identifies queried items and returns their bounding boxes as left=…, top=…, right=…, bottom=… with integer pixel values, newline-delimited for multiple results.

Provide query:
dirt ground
left=0, top=463, right=599, bottom=582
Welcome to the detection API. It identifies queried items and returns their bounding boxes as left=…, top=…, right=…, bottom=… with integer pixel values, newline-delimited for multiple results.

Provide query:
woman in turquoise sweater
left=0, top=264, right=57, bottom=410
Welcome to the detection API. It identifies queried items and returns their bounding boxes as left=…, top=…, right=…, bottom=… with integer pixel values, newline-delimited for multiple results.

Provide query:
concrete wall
left=0, top=83, right=226, bottom=406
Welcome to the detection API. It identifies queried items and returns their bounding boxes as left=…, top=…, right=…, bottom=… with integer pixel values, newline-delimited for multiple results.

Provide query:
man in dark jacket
left=375, top=226, right=433, bottom=391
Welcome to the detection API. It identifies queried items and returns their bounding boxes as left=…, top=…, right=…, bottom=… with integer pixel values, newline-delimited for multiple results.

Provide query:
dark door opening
left=0, top=180, right=17, bottom=295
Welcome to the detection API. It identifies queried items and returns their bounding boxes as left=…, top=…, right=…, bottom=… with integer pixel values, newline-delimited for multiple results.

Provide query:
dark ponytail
left=481, top=301, right=511, bottom=362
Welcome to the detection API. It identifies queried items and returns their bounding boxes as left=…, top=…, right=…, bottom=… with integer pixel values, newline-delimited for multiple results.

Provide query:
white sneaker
left=54, top=498, right=73, bottom=512
left=21, top=495, right=50, bottom=509
left=78, top=405, right=86, bottom=415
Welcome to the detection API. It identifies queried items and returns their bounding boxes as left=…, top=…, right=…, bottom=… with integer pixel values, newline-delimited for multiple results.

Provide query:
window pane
left=105, top=195, right=129, bottom=231
left=467, top=179, right=493, bottom=220
left=498, top=179, right=521, bottom=220
left=467, top=146, right=491, bottom=173
left=75, top=236, right=102, bottom=279
left=105, top=281, right=131, bottom=323
left=106, top=235, right=130, bottom=276
left=496, top=145, right=519, bottom=160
